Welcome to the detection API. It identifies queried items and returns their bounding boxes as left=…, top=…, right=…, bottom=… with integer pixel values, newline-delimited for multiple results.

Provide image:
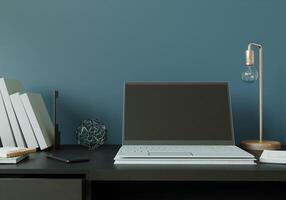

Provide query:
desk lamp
left=240, top=42, right=281, bottom=150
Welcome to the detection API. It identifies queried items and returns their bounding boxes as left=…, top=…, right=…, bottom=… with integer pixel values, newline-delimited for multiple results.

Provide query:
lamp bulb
left=241, top=66, right=258, bottom=83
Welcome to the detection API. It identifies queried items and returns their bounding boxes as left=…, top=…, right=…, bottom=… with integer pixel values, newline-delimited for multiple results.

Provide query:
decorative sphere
left=76, top=119, right=107, bottom=150
left=241, top=67, right=258, bottom=83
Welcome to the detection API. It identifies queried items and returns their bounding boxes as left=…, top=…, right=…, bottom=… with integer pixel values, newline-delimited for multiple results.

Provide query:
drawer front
left=0, top=178, right=82, bottom=200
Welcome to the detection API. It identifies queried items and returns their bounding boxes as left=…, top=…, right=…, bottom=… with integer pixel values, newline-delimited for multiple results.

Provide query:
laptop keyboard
left=121, top=145, right=235, bottom=152
left=116, top=145, right=254, bottom=158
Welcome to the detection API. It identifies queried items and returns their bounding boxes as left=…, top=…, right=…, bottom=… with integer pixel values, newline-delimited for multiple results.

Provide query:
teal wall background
left=0, top=0, right=285, bottom=144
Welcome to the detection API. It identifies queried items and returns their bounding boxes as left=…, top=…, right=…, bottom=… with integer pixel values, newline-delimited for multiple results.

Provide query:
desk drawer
left=0, top=178, right=82, bottom=200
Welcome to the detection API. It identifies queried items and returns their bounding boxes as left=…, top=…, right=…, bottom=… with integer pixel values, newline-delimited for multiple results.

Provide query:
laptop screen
left=123, top=83, right=234, bottom=145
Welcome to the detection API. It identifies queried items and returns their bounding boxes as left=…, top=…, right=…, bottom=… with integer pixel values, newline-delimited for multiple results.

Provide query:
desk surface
left=1, top=145, right=286, bottom=181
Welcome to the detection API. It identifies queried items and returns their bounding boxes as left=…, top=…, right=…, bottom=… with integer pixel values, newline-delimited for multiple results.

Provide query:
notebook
left=114, top=82, right=255, bottom=165
left=260, top=150, right=286, bottom=164
left=0, top=147, right=36, bottom=158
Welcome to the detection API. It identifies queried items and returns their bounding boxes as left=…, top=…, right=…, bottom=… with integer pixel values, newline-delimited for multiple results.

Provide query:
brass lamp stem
left=246, top=43, right=263, bottom=142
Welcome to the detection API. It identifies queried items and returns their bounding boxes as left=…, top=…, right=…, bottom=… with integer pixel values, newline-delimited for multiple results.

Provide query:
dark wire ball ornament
left=76, top=119, right=107, bottom=150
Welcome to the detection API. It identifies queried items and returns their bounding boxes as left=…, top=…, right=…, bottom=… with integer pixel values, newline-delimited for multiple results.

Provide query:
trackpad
left=148, top=151, right=193, bottom=157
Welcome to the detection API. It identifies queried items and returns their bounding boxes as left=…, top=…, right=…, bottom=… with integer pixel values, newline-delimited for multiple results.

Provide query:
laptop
left=114, top=82, right=255, bottom=164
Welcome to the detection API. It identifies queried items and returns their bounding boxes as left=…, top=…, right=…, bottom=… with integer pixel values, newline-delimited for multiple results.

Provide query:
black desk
left=1, top=145, right=286, bottom=200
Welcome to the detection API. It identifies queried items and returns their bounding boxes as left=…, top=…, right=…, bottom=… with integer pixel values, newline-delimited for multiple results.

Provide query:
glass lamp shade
left=241, top=66, right=258, bottom=83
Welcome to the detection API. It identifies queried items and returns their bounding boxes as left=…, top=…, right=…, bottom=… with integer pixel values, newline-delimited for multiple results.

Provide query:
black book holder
left=53, top=90, right=60, bottom=150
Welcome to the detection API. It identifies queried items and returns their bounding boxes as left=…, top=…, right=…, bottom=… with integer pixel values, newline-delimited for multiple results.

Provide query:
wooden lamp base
left=240, top=140, right=281, bottom=151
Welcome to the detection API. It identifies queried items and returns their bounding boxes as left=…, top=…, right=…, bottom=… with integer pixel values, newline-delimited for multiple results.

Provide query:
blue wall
left=0, top=0, right=285, bottom=144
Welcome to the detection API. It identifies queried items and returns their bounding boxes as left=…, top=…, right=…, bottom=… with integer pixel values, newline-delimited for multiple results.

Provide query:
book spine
left=10, top=93, right=39, bottom=148
left=20, top=93, right=51, bottom=150
left=0, top=92, right=16, bottom=146
left=0, top=79, right=26, bottom=147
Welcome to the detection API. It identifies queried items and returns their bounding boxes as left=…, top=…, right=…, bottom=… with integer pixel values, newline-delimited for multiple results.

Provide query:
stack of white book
left=0, top=147, right=36, bottom=164
left=0, top=78, right=54, bottom=150
left=260, top=150, right=286, bottom=164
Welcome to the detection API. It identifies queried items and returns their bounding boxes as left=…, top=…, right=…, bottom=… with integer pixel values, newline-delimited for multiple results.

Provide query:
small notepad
left=260, top=150, right=286, bottom=164
left=0, top=155, right=29, bottom=164
left=0, top=147, right=36, bottom=158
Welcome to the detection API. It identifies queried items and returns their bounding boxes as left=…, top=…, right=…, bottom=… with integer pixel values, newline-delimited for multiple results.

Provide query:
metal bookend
left=53, top=90, right=61, bottom=150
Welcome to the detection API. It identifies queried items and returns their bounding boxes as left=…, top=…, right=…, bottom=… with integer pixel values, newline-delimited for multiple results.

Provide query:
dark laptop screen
left=123, top=83, right=233, bottom=143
